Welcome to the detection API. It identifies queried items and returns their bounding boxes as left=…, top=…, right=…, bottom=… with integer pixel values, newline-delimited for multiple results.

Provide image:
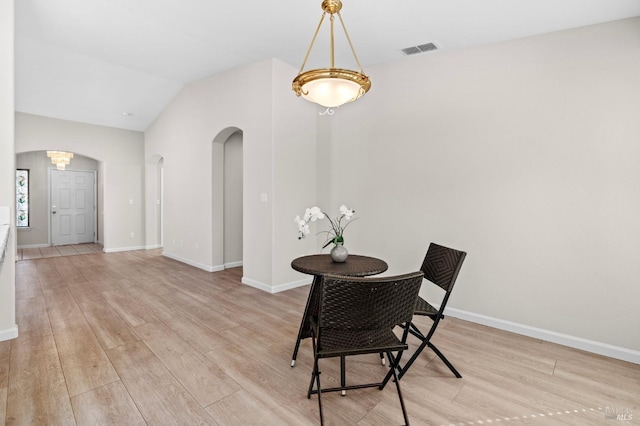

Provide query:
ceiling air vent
left=401, top=42, right=439, bottom=56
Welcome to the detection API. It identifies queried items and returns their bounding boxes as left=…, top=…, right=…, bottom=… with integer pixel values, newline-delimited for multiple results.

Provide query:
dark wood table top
left=291, top=254, right=388, bottom=277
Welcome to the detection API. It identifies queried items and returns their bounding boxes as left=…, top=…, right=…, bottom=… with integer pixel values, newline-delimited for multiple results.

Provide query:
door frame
left=48, top=168, right=98, bottom=246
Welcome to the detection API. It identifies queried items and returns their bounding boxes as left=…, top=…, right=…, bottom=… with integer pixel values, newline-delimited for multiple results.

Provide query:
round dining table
left=290, top=254, right=388, bottom=366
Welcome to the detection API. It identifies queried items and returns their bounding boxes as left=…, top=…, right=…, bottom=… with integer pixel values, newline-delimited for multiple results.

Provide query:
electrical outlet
left=130, top=232, right=134, bottom=238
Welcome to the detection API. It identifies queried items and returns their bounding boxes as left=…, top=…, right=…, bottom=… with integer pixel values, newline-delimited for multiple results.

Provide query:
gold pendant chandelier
left=47, top=151, right=74, bottom=170
left=292, top=0, right=371, bottom=108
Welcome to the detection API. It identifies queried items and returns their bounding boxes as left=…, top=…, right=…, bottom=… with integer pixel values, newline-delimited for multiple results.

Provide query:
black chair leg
left=307, top=356, right=324, bottom=425
left=340, top=356, right=346, bottom=396
left=398, top=337, right=462, bottom=379
left=397, top=336, right=429, bottom=380
left=408, top=321, right=426, bottom=340
left=381, top=325, right=410, bottom=388
left=428, top=342, right=462, bottom=378
left=388, top=351, right=410, bottom=426
left=291, top=276, right=321, bottom=367
left=379, top=348, right=402, bottom=389
left=307, top=357, right=317, bottom=398
left=308, top=333, right=320, bottom=398
left=316, top=370, right=324, bottom=425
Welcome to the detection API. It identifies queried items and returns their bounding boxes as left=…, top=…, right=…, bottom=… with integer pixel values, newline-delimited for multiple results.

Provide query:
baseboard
left=103, top=245, right=145, bottom=253
left=151, top=250, right=238, bottom=271
left=271, top=277, right=312, bottom=293
left=145, top=244, right=161, bottom=250
left=241, top=276, right=312, bottom=294
left=17, top=243, right=49, bottom=249
left=445, top=307, right=640, bottom=365
left=0, top=325, right=18, bottom=342
left=162, top=251, right=224, bottom=273
left=241, top=277, right=273, bottom=293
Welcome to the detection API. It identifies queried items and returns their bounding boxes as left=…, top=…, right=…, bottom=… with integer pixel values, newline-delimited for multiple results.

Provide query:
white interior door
left=51, top=169, right=96, bottom=246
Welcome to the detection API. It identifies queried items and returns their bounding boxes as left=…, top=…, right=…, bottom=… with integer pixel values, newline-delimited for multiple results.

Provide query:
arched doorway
left=16, top=150, right=99, bottom=248
left=212, top=127, right=243, bottom=269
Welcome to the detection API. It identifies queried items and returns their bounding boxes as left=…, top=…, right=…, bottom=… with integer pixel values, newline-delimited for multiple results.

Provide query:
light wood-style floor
left=16, top=243, right=102, bottom=260
left=1, top=249, right=638, bottom=425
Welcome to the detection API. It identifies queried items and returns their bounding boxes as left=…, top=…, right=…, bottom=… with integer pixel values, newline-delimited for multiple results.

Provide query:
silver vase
left=330, top=243, right=348, bottom=263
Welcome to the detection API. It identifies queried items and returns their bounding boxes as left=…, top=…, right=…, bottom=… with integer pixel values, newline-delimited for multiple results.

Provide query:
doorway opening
left=145, top=155, right=164, bottom=250
left=212, top=127, right=243, bottom=270
left=16, top=150, right=100, bottom=250
left=223, top=131, right=243, bottom=268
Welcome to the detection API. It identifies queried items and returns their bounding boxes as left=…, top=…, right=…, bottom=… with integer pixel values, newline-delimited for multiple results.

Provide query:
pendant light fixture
left=292, top=0, right=371, bottom=108
left=47, top=151, right=74, bottom=170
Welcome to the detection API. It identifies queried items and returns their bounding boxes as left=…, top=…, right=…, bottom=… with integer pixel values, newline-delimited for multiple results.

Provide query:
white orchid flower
left=309, top=206, right=325, bottom=221
left=339, top=204, right=355, bottom=220
left=304, top=206, right=324, bottom=222
left=295, top=215, right=311, bottom=238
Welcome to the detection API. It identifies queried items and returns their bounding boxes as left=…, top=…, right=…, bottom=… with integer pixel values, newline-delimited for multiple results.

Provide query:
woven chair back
left=420, top=243, right=466, bottom=292
left=319, top=271, right=424, bottom=331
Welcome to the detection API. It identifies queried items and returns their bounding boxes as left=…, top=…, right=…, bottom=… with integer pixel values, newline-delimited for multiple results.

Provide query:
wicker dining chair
left=307, top=271, right=424, bottom=426
left=396, top=242, right=466, bottom=380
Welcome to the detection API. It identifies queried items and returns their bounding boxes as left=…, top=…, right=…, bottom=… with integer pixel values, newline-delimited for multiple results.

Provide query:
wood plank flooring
left=16, top=243, right=102, bottom=260
left=1, top=248, right=638, bottom=425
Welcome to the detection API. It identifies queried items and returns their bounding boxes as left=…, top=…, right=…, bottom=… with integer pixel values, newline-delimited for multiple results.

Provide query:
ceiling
left=14, top=0, right=640, bottom=132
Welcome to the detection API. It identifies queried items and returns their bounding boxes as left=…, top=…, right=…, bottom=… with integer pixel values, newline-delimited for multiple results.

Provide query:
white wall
left=143, top=21, right=639, bottom=360
left=145, top=58, right=317, bottom=290
left=322, top=18, right=640, bottom=357
left=16, top=151, right=99, bottom=247
left=0, top=0, right=17, bottom=342
left=145, top=59, right=271, bottom=277
left=14, top=113, right=145, bottom=252
left=272, top=59, right=320, bottom=288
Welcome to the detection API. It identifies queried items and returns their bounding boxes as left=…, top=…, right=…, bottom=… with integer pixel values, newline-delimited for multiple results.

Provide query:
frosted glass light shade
left=301, top=78, right=361, bottom=108
left=293, top=68, right=371, bottom=108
